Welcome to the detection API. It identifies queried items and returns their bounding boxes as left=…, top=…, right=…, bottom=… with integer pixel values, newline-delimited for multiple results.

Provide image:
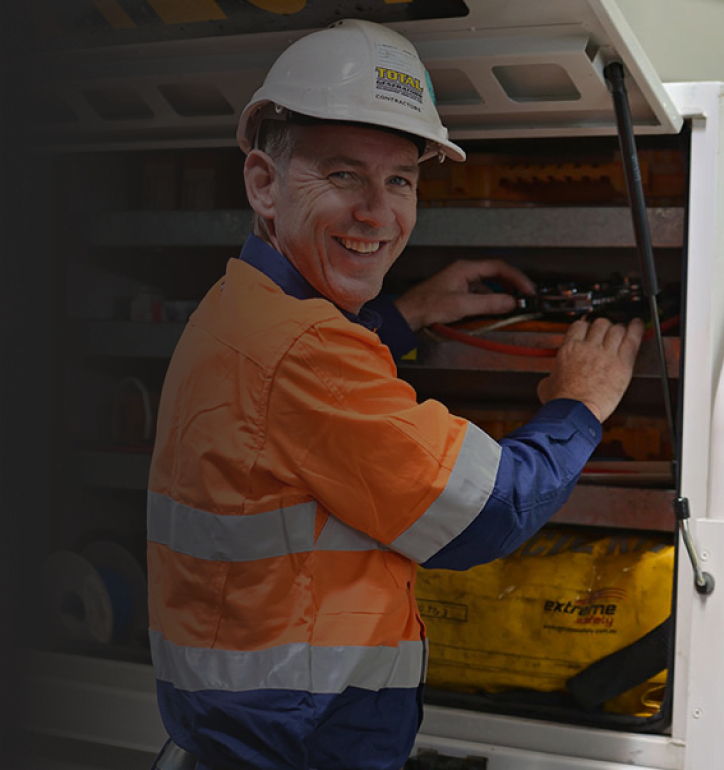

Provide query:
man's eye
left=389, top=176, right=414, bottom=188
left=329, top=171, right=353, bottom=181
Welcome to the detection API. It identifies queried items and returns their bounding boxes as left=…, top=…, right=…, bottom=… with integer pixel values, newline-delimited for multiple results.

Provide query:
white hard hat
left=237, top=18, right=465, bottom=163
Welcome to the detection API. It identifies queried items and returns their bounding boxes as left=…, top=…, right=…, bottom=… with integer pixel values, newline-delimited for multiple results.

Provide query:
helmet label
left=375, top=67, right=423, bottom=104
left=375, top=43, right=425, bottom=112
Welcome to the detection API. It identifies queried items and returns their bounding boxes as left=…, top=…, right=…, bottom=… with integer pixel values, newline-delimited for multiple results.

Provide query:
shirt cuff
left=533, top=398, right=602, bottom=448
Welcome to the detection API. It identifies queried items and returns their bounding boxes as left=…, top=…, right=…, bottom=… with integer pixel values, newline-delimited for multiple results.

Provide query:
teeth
left=339, top=238, right=381, bottom=254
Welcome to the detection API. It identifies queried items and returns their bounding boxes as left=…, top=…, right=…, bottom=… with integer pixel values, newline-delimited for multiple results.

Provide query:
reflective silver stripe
left=422, top=637, right=429, bottom=683
left=150, top=630, right=424, bottom=694
left=390, top=422, right=501, bottom=563
left=147, top=491, right=316, bottom=562
left=315, top=515, right=387, bottom=552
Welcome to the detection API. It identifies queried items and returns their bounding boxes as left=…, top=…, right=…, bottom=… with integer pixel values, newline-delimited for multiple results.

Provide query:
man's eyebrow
left=319, top=155, right=419, bottom=175
left=321, top=155, right=365, bottom=168
left=394, top=164, right=420, bottom=176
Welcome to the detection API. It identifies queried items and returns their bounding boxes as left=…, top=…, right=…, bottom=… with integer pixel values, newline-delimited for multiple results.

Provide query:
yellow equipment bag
left=416, top=526, right=674, bottom=717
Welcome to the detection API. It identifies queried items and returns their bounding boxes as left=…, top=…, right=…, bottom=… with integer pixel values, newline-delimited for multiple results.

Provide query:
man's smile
left=334, top=236, right=384, bottom=254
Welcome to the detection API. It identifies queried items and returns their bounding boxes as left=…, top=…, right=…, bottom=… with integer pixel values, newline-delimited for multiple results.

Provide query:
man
left=148, top=19, right=643, bottom=770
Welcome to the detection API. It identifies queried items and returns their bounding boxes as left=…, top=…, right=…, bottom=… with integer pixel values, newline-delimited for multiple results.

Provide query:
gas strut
left=604, top=62, right=714, bottom=595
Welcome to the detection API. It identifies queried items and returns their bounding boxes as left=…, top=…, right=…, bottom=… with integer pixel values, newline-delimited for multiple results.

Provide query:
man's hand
left=393, top=259, right=535, bottom=332
left=537, top=317, right=645, bottom=423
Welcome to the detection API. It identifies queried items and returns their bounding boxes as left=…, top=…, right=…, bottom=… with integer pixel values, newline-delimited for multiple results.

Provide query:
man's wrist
left=543, top=394, right=603, bottom=423
left=392, top=296, right=423, bottom=333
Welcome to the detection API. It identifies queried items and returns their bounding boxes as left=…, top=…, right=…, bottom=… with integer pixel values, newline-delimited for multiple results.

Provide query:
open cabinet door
left=401, top=0, right=683, bottom=140
left=35, top=0, right=682, bottom=152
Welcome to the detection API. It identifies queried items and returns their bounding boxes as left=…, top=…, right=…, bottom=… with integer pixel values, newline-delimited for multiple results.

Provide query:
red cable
left=430, top=323, right=557, bottom=357
left=647, top=314, right=681, bottom=338
left=430, top=315, right=680, bottom=358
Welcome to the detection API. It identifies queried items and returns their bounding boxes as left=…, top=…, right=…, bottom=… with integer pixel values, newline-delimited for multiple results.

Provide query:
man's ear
left=244, top=150, right=278, bottom=220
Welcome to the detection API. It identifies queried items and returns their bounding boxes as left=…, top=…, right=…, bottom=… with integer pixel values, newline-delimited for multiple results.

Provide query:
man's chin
left=331, top=284, right=382, bottom=315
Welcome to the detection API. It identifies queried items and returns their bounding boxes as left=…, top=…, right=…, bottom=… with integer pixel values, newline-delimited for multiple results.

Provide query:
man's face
left=267, top=124, right=419, bottom=314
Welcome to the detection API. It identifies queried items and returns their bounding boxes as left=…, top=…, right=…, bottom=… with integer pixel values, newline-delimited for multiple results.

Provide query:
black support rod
left=604, top=61, right=714, bottom=595
left=604, top=62, right=675, bottom=450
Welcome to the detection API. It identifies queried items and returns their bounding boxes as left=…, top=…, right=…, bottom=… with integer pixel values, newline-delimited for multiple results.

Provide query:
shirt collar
left=239, top=234, right=382, bottom=332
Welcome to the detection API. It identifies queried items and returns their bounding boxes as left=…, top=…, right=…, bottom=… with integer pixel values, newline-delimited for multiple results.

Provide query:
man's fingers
left=619, top=318, right=645, bottom=365
left=443, top=291, right=516, bottom=320
left=451, top=259, right=536, bottom=295
left=468, top=292, right=517, bottom=316
left=566, top=317, right=645, bottom=358
left=564, top=318, right=590, bottom=342
left=585, top=317, right=613, bottom=345
left=602, top=322, right=626, bottom=351
left=487, top=261, right=536, bottom=295
left=626, top=317, right=646, bottom=342
left=540, top=316, right=646, bottom=423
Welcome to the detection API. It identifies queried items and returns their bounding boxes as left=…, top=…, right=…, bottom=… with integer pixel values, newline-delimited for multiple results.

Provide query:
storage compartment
left=18, top=3, right=724, bottom=769
left=382, top=133, right=684, bottom=734
left=34, top=132, right=686, bottom=733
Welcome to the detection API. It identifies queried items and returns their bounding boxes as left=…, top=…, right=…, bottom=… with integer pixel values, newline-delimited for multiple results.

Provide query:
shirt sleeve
left=422, top=399, right=601, bottom=571
left=265, top=318, right=600, bottom=566
left=363, top=295, right=418, bottom=361
left=265, top=318, right=496, bottom=553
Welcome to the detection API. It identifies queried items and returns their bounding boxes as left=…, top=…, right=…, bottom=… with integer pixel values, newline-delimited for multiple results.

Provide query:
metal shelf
left=551, top=484, right=675, bottom=531
left=81, top=207, right=684, bottom=249
left=416, top=331, right=680, bottom=378
left=409, top=206, right=684, bottom=248
left=19, top=650, right=164, bottom=754
left=67, top=321, right=680, bottom=379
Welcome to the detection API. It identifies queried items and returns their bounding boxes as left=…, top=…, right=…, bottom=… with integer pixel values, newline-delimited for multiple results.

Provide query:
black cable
left=604, top=61, right=676, bottom=453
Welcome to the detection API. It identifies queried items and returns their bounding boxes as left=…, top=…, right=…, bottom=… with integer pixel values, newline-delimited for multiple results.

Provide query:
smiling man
left=147, top=19, right=643, bottom=770
left=244, top=123, right=420, bottom=314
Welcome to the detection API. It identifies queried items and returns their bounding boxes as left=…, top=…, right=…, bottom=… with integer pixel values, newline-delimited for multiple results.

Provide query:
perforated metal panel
left=32, top=0, right=682, bottom=151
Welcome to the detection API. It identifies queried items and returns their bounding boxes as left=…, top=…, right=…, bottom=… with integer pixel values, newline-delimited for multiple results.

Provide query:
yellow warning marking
left=92, top=0, right=135, bottom=29
left=245, top=0, right=307, bottom=12
left=147, top=0, right=227, bottom=25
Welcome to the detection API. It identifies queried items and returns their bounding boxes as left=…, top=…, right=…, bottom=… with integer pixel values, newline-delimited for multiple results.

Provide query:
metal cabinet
left=16, top=2, right=724, bottom=769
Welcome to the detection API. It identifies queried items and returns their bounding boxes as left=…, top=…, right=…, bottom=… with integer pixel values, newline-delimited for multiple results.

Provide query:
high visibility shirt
left=147, top=235, right=602, bottom=770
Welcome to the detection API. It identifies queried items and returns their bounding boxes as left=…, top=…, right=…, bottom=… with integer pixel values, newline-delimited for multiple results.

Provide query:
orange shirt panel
left=264, top=323, right=469, bottom=545
left=149, top=258, right=467, bottom=659
left=151, top=545, right=421, bottom=650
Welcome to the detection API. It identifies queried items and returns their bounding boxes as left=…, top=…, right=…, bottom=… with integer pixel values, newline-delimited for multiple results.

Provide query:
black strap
left=566, top=617, right=671, bottom=711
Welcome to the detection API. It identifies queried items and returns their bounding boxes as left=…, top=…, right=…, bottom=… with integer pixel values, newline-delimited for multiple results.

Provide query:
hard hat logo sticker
left=424, top=69, right=436, bottom=107
left=375, top=67, right=424, bottom=105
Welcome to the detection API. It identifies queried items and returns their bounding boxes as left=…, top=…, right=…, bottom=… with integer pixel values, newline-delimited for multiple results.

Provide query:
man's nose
left=352, top=182, right=395, bottom=228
